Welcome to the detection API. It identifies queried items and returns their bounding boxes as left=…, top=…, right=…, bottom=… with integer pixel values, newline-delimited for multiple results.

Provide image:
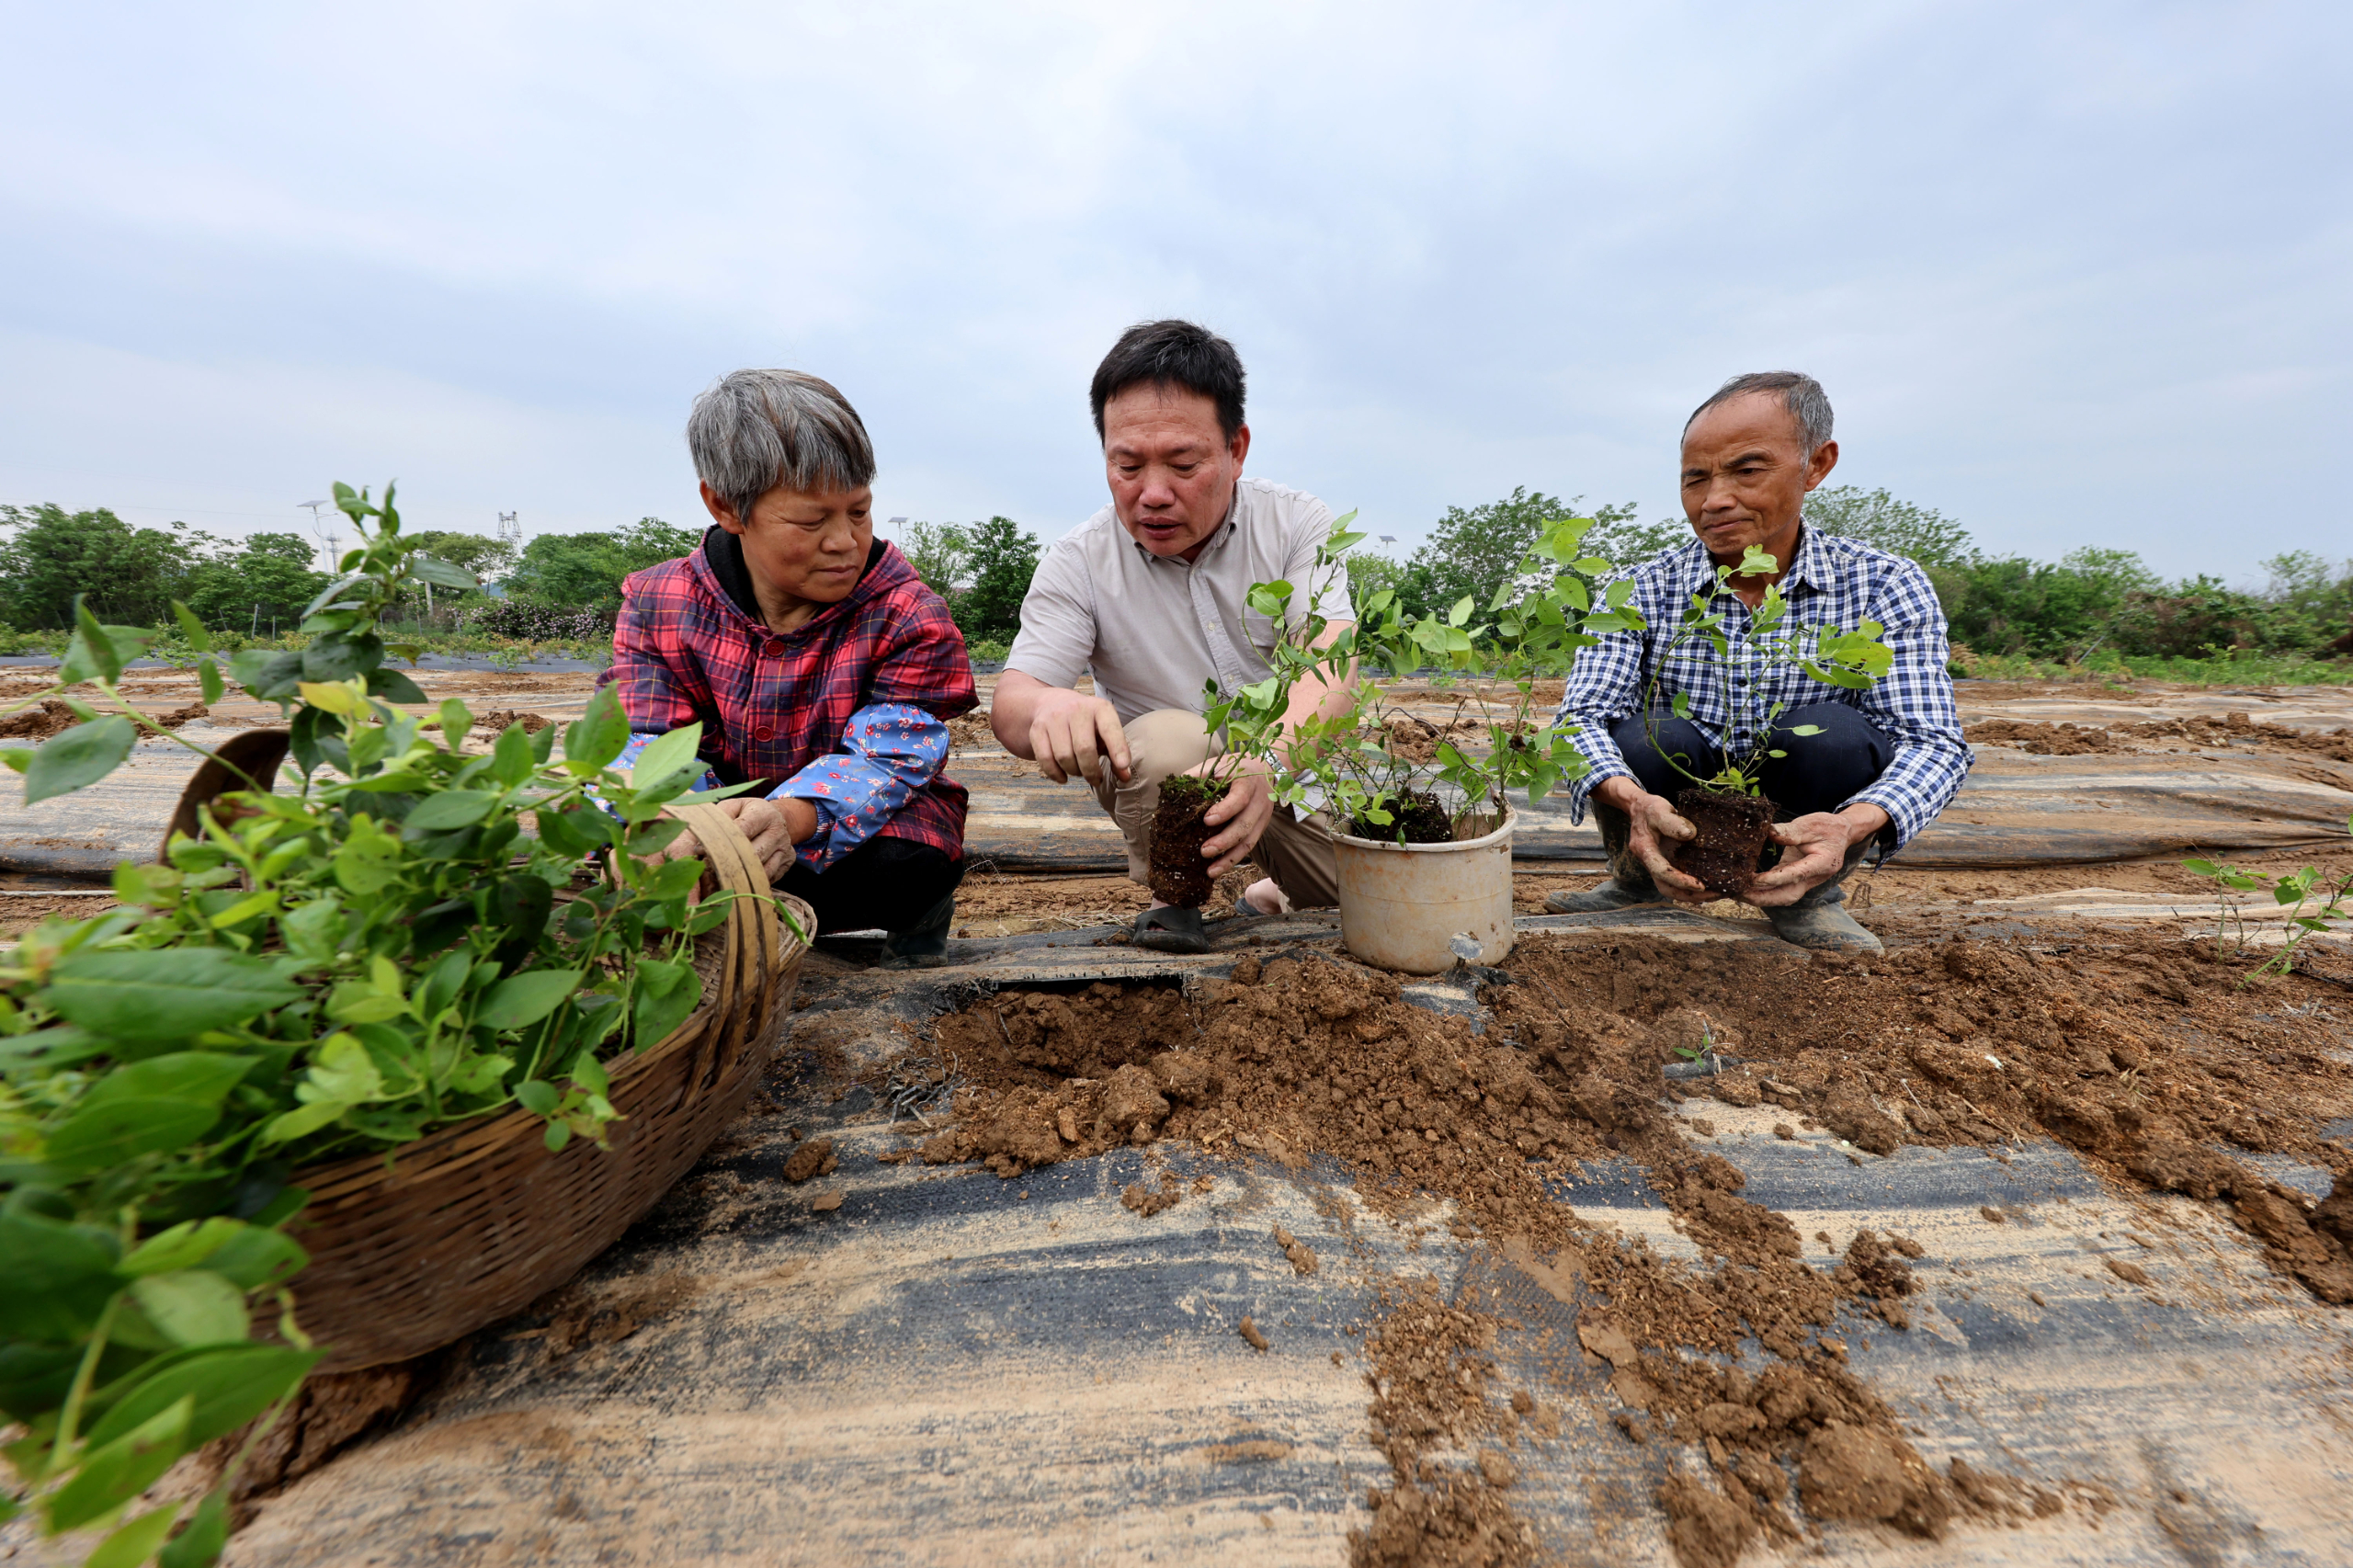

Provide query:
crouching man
left=991, top=320, right=1357, bottom=953
left=1547, top=371, right=1970, bottom=953
left=607, top=368, right=978, bottom=967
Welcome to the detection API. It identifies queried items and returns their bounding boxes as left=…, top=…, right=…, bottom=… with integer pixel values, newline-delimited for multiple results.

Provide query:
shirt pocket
left=1242, top=608, right=1280, bottom=655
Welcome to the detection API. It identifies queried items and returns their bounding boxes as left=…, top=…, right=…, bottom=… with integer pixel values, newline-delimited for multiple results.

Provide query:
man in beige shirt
left=993, top=320, right=1357, bottom=952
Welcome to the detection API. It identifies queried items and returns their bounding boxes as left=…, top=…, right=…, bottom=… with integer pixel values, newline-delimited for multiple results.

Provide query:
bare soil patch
left=891, top=944, right=2154, bottom=1563
left=1967, top=713, right=2353, bottom=763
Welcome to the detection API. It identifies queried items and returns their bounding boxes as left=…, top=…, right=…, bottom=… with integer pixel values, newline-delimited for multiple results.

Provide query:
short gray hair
left=687, top=369, right=876, bottom=522
left=1684, top=371, right=1834, bottom=454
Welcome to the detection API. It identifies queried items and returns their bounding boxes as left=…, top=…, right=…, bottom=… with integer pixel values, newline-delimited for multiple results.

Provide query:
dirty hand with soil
left=1594, top=776, right=1710, bottom=903
left=1747, top=803, right=1890, bottom=908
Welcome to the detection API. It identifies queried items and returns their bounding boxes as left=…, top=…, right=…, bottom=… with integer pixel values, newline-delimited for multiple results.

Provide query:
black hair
left=1088, top=319, right=1247, bottom=442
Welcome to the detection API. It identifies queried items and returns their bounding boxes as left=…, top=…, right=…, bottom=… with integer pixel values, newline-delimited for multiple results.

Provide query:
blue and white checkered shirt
left=1549, top=524, right=1971, bottom=855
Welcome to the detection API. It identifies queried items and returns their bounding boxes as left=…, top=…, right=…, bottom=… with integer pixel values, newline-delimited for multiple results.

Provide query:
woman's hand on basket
left=650, top=797, right=813, bottom=889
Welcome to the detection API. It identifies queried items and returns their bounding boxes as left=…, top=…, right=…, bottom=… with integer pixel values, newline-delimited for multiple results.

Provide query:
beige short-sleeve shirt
left=1006, top=478, right=1355, bottom=725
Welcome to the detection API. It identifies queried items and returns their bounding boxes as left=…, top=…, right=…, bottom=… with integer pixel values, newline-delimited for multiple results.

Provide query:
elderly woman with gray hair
left=604, top=369, right=978, bottom=966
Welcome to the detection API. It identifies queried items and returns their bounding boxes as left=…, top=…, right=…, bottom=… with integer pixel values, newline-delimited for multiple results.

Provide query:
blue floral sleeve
left=771, top=702, right=951, bottom=872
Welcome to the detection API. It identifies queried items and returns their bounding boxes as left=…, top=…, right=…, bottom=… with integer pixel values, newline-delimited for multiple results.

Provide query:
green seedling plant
left=1639, top=546, right=1895, bottom=798
left=0, top=483, right=761, bottom=1566
left=1204, top=512, right=1633, bottom=842
left=2182, top=819, right=2353, bottom=981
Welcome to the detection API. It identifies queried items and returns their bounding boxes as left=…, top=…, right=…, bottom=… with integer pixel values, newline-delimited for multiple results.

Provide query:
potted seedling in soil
left=1635, top=545, right=1894, bottom=899
left=1147, top=776, right=1230, bottom=911
left=1208, top=512, right=1627, bottom=972
left=0, top=483, right=788, bottom=1567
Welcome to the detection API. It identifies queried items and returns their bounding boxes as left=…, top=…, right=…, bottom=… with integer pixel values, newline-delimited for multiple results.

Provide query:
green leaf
left=157, top=1491, right=228, bottom=1568
left=627, top=724, right=704, bottom=790
left=438, top=699, right=473, bottom=750
left=403, top=790, right=497, bottom=832
left=479, top=969, right=583, bottom=1030
left=300, top=1032, right=387, bottom=1105
left=410, top=554, right=479, bottom=589
left=87, top=1345, right=318, bottom=1452
left=48, top=1395, right=193, bottom=1532
left=23, top=713, right=136, bottom=804
left=51, top=949, right=302, bottom=1041
left=514, top=1080, right=559, bottom=1116
left=1448, top=596, right=1474, bottom=628
left=119, top=1219, right=244, bottom=1278
left=0, top=1210, right=121, bottom=1340
left=196, top=659, right=225, bottom=705
left=301, top=631, right=384, bottom=682
left=129, top=1271, right=249, bottom=1347
left=74, top=597, right=127, bottom=684
left=364, top=666, right=429, bottom=705
left=1786, top=723, right=1824, bottom=736
left=631, top=958, right=701, bottom=1048
left=490, top=722, right=535, bottom=787
left=1670, top=691, right=1691, bottom=720
left=565, top=686, right=630, bottom=769
left=85, top=1502, right=183, bottom=1568
left=227, top=649, right=305, bottom=702
left=42, top=1053, right=257, bottom=1172
left=2181, top=858, right=2222, bottom=877
left=199, top=1226, right=306, bottom=1290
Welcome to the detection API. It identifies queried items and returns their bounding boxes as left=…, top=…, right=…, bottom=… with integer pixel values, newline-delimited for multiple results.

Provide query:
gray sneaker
left=1766, top=899, right=1882, bottom=954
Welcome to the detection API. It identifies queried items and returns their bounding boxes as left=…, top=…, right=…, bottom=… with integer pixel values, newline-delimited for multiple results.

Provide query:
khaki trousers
left=1088, top=709, right=1340, bottom=909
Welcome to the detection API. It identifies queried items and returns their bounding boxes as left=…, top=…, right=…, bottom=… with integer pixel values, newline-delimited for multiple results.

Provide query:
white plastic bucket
left=1330, top=807, right=1518, bottom=974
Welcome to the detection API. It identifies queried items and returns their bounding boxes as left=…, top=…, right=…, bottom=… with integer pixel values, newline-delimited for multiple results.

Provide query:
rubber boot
left=1764, top=837, right=1881, bottom=954
left=1544, top=802, right=1669, bottom=914
left=877, top=891, right=957, bottom=969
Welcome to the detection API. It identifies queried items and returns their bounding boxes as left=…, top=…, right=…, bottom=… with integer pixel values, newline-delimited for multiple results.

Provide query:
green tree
left=952, top=517, right=1040, bottom=643
left=899, top=520, right=972, bottom=603
left=1401, top=491, right=1643, bottom=619
left=1802, top=485, right=1976, bottom=566
left=404, top=528, right=518, bottom=585
left=183, top=532, right=326, bottom=631
left=0, top=505, right=209, bottom=629
left=503, top=517, right=699, bottom=614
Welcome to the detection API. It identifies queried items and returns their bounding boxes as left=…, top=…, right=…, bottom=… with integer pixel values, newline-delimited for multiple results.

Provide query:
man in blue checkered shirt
left=1546, top=371, right=1971, bottom=953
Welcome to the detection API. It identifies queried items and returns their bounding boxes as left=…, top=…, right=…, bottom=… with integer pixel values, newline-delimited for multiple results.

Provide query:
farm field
left=4, top=674, right=2350, bottom=1567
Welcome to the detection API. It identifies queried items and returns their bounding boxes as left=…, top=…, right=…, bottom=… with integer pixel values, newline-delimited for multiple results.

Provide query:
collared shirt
left=1550, top=524, right=1970, bottom=854
left=1006, top=478, right=1355, bottom=723
left=604, top=533, right=977, bottom=871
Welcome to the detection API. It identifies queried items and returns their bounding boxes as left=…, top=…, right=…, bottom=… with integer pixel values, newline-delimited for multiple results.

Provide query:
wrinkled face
left=1677, top=393, right=1837, bottom=564
left=703, top=481, right=872, bottom=606
left=1102, top=383, right=1250, bottom=562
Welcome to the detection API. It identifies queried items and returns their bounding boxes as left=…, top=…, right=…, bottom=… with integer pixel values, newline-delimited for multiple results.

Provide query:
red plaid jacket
left=606, top=537, right=977, bottom=865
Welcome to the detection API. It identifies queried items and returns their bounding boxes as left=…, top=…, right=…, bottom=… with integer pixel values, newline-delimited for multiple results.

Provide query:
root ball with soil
left=1673, top=789, right=1779, bottom=899
left=1147, top=774, right=1230, bottom=907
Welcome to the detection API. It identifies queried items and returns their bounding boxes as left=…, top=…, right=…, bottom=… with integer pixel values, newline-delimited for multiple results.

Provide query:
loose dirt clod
left=781, top=1136, right=837, bottom=1184
left=1122, top=1172, right=1182, bottom=1216
left=1272, top=1223, right=1319, bottom=1275
left=1237, top=1316, right=1270, bottom=1352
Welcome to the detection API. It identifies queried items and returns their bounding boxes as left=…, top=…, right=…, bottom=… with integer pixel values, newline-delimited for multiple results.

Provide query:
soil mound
left=1506, top=931, right=2353, bottom=1302
left=901, top=949, right=2090, bottom=1562
left=1967, top=713, right=2353, bottom=763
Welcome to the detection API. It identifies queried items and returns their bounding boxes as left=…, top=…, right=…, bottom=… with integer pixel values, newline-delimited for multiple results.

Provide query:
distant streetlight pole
left=300, top=498, right=339, bottom=572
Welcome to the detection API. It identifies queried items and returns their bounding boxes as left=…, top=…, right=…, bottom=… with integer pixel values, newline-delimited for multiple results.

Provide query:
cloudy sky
left=3, top=1, right=2345, bottom=579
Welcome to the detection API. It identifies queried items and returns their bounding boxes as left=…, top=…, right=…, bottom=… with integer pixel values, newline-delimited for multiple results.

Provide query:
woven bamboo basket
left=165, top=756, right=806, bottom=1373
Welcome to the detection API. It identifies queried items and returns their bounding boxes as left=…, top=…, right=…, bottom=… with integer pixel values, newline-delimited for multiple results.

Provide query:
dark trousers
left=1610, top=701, right=1893, bottom=823
left=778, top=834, right=965, bottom=935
